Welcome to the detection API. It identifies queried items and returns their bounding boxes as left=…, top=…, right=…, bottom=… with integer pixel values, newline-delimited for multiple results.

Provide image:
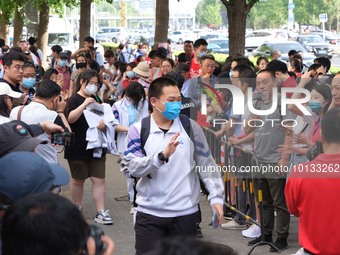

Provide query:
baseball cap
left=0, top=152, right=70, bottom=201
left=174, top=63, right=190, bottom=73
left=0, top=121, right=47, bottom=155
left=58, top=52, right=68, bottom=59
left=0, top=82, right=23, bottom=98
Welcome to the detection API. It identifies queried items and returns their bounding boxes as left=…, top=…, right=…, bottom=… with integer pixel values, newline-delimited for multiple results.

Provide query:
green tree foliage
left=196, top=0, right=223, bottom=27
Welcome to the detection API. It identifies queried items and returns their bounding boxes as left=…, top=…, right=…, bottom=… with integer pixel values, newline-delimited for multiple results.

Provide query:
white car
left=96, top=27, right=129, bottom=43
left=245, top=29, right=288, bottom=51
left=169, top=30, right=196, bottom=44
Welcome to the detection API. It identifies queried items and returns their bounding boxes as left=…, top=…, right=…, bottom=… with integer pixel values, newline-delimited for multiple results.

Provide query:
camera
left=87, top=224, right=107, bottom=255
left=51, top=131, right=75, bottom=146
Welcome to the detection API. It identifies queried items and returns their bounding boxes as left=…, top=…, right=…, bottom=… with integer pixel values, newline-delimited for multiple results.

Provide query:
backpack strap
left=17, top=105, right=26, bottom=121
left=140, top=115, right=151, bottom=156
left=178, top=114, right=197, bottom=164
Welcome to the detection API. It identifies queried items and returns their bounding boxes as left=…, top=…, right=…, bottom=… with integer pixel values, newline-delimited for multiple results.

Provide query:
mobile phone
left=212, top=209, right=220, bottom=228
left=252, top=91, right=269, bottom=101
left=51, top=131, right=75, bottom=146
left=57, top=73, right=64, bottom=81
left=87, top=224, right=107, bottom=255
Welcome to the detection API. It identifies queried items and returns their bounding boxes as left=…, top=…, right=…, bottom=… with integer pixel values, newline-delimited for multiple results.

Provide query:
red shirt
left=282, top=76, right=296, bottom=98
left=189, top=59, right=201, bottom=79
left=308, top=117, right=321, bottom=144
left=285, top=153, right=340, bottom=254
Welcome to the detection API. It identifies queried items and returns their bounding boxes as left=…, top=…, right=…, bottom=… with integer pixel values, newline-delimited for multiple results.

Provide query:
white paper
left=84, top=103, right=115, bottom=128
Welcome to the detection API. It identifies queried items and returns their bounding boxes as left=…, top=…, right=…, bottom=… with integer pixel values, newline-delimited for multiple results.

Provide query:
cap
left=133, top=62, right=151, bottom=77
left=0, top=152, right=70, bottom=201
left=0, top=121, right=47, bottom=155
left=58, top=52, right=68, bottom=59
left=11, top=120, right=44, bottom=137
left=0, top=82, right=23, bottom=98
left=174, top=63, right=190, bottom=73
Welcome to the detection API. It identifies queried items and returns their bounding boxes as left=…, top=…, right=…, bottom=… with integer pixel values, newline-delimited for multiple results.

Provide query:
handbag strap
left=17, top=105, right=26, bottom=121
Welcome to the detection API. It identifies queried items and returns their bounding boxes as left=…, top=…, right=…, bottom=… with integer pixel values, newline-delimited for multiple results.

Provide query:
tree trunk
left=221, top=0, right=252, bottom=56
left=154, top=0, right=169, bottom=49
left=13, top=6, right=24, bottom=46
left=0, top=17, right=10, bottom=45
left=37, top=2, right=49, bottom=68
left=79, top=0, right=91, bottom=49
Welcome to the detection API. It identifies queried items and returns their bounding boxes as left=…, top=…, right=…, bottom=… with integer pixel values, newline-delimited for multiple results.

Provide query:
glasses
left=203, top=65, right=216, bottom=69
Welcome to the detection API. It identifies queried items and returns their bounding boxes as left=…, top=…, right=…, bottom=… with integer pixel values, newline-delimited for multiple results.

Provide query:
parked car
left=208, top=39, right=229, bottom=55
left=245, top=29, right=288, bottom=51
left=96, top=27, right=129, bottom=43
left=169, top=30, right=196, bottom=44
left=199, top=32, right=226, bottom=41
left=296, top=34, right=333, bottom=58
left=254, top=41, right=315, bottom=67
left=308, top=30, right=338, bottom=45
left=95, top=34, right=112, bottom=43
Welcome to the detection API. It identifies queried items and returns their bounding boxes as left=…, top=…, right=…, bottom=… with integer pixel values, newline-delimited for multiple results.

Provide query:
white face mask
left=141, top=49, right=148, bottom=55
left=84, top=83, right=98, bottom=96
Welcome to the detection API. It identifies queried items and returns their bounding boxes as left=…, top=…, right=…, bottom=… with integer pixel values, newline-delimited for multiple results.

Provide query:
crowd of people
left=0, top=34, right=340, bottom=255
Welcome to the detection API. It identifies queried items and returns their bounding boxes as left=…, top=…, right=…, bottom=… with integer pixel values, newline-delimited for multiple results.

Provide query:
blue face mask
left=199, top=51, right=207, bottom=58
left=59, top=59, right=67, bottom=67
left=117, top=70, right=121, bottom=76
left=229, top=69, right=233, bottom=78
left=126, top=71, right=135, bottom=79
left=309, top=100, right=323, bottom=113
left=277, top=57, right=282, bottom=61
left=22, top=78, right=35, bottom=89
left=157, top=99, right=182, bottom=120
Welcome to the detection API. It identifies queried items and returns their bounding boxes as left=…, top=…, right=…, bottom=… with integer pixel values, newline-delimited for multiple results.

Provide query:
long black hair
left=0, top=95, right=10, bottom=117
left=311, top=84, right=332, bottom=114
left=75, top=69, right=101, bottom=92
left=123, top=81, right=146, bottom=109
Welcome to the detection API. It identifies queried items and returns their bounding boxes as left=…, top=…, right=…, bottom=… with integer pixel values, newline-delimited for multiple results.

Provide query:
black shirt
left=0, top=78, right=21, bottom=92
left=180, top=94, right=197, bottom=121
left=64, top=93, right=102, bottom=160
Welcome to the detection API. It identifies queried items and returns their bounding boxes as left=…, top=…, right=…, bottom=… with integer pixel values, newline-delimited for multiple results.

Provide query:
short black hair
left=314, top=57, right=331, bottom=72
left=162, top=58, right=175, bottom=68
left=0, top=38, right=5, bottom=47
left=321, top=108, right=340, bottom=143
left=166, top=71, right=184, bottom=90
left=75, top=69, right=101, bottom=92
left=28, top=37, right=36, bottom=46
left=51, top=45, right=63, bottom=54
left=2, top=51, right=25, bottom=67
left=2, top=193, right=89, bottom=255
left=200, top=53, right=215, bottom=64
left=84, top=36, right=94, bottom=45
left=177, top=53, right=188, bottom=63
left=194, top=38, right=208, bottom=48
left=232, top=56, right=252, bottom=68
left=257, top=68, right=275, bottom=79
left=288, top=50, right=298, bottom=57
left=267, top=60, right=288, bottom=74
left=149, top=49, right=166, bottom=60
left=167, top=38, right=172, bottom=44
left=118, top=44, right=124, bottom=51
left=256, top=56, right=269, bottom=66
left=148, top=77, right=179, bottom=113
left=23, top=61, right=35, bottom=71
left=35, top=79, right=61, bottom=99
left=184, top=40, right=193, bottom=45
left=43, top=68, right=58, bottom=80
left=233, top=64, right=256, bottom=90
left=308, top=64, right=322, bottom=72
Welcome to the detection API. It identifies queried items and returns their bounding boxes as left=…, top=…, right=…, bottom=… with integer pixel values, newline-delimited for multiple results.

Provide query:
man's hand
left=56, top=95, right=67, bottom=112
left=40, top=122, right=64, bottom=135
left=87, top=236, right=115, bottom=255
left=162, top=132, right=180, bottom=159
left=211, top=204, right=223, bottom=225
left=229, top=136, right=240, bottom=145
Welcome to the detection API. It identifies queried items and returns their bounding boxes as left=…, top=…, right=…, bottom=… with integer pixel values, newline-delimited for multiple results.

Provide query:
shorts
left=68, top=155, right=106, bottom=179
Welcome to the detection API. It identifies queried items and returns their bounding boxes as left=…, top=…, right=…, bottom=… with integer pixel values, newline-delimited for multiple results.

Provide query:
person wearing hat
left=173, top=63, right=190, bottom=97
left=0, top=83, right=22, bottom=124
left=56, top=51, right=71, bottom=92
left=133, top=62, right=151, bottom=94
left=0, top=151, right=70, bottom=254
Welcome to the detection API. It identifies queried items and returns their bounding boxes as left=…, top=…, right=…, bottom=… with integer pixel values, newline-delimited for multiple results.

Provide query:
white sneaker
left=292, top=247, right=304, bottom=255
left=241, top=223, right=261, bottom=238
left=221, top=219, right=246, bottom=230
left=94, top=209, right=113, bottom=225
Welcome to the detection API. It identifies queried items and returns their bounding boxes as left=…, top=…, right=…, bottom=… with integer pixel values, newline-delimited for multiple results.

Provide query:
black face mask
left=76, top=62, right=86, bottom=69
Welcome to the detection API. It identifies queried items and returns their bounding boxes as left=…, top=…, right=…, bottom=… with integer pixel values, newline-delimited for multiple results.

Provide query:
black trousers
left=134, top=211, right=200, bottom=255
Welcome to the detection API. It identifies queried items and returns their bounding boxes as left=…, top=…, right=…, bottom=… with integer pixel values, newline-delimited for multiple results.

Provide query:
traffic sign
left=319, top=14, right=328, bottom=23
left=288, top=3, right=295, bottom=10
left=288, top=13, right=295, bottom=22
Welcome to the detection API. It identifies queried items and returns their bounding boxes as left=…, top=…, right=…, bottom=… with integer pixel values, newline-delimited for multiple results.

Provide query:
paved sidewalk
left=59, top=154, right=300, bottom=255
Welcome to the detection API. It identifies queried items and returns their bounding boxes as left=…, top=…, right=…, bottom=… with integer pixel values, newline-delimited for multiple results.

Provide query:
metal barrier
left=201, top=127, right=280, bottom=254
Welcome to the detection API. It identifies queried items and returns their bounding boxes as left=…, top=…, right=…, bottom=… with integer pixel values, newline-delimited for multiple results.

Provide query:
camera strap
left=17, top=105, right=26, bottom=121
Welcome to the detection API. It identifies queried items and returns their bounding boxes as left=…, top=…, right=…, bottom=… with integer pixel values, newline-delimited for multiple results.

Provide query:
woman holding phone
left=65, top=69, right=112, bottom=225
